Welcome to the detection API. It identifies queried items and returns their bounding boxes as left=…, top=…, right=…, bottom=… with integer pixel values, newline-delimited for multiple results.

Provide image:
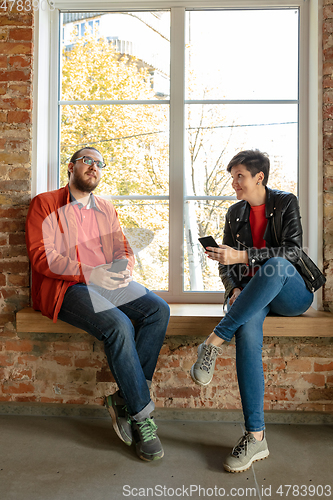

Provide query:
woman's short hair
left=227, top=150, right=270, bottom=186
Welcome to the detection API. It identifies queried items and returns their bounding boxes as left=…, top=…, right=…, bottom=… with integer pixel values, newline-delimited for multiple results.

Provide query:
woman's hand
left=89, top=264, right=133, bottom=290
left=229, top=287, right=242, bottom=306
left=205, top=244, right=249, bottom=265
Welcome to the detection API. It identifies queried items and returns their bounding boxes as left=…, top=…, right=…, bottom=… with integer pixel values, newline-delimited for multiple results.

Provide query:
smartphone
left=108, top=258, right=128, bottom=279
left=198, top=236, right=219, bottom=250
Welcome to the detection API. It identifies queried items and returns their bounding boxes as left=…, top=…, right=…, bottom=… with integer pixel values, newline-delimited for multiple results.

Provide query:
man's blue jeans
left=214, top=257, right=314, bottom=433
left=58, top=281, right=170, bottom=421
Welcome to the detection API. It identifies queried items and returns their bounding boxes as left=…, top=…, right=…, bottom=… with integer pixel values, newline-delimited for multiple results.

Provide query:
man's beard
left=72, top=167, right=100, bottom=193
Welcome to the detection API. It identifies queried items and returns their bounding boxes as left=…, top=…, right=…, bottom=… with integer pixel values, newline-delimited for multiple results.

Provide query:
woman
left=191, top=150, right=315, bottom=473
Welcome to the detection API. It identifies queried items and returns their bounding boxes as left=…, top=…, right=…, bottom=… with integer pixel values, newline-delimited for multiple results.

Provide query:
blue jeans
left=214, top=257, right=313, bottom=432
left=58, top=281, right=170, bottom=420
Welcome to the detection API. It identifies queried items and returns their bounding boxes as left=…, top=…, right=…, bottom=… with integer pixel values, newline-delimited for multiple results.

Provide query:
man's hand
left=205, top=244, right=249, bottom=265
left=229, top=287, right=242, bottom=306
left=89, top=264, right=133, bottom=290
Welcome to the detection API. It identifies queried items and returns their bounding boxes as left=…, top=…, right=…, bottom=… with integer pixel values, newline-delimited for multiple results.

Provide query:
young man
left=25, top=147, right=170, bottom=461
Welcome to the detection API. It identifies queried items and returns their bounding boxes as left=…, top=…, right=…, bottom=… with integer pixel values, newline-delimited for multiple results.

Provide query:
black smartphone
left=198, top=236, right=219, bottom=250
left=108, top=258, right=128, bottom=279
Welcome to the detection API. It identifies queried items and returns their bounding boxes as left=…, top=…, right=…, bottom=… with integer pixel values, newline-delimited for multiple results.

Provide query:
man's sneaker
left=132, top=417, right=164, bottom=461
left=223, top=431, right=269, bottom=473
left=190, top=342, right=222, bottom=386
left=105, top=392, right=132, bottom=446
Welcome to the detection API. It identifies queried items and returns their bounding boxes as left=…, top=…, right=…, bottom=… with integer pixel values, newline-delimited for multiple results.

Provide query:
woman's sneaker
left=132, top=417, right=164, bottom=461
left=223, top=431, right=269, bottom=473
left=190, top=342, right=222, bottom=386
left=105, top=392, right=132, bottom=446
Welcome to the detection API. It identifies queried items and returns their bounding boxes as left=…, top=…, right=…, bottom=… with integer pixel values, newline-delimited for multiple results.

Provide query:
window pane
left=184, top=200, right=232, bottom=292
left=185, top=103, right=298, bottom=198
left=184, top=103, right=298, bottom=292
left=61, top=11, right=170, bottom=101
left=185, top=9, right=299, bottom=100
left=60, top=104, right=169, bottom=197
left=113, top=200, right=169, bottom=291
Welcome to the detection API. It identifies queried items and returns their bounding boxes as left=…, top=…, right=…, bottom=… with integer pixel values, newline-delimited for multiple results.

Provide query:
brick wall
left=323, top=1, right=333, bottom=312
left=1, top=333, right=332, bottom=410
left=0, top=7, right=332, bottom=411
left=0, top=6, right=32, bottom=330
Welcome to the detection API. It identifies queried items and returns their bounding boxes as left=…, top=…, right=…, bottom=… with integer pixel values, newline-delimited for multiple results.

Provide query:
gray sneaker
left=132, top=417, right=164, bottom=461
left=190, top=342, right=222, bottom=386
left=223, top=431, right=269, bottom=473
left=105, top=392, right=132, bottom=446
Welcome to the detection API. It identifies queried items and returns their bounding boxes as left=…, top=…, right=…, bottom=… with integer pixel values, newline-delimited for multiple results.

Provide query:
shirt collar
left=69, top=188, right=101, bottom=211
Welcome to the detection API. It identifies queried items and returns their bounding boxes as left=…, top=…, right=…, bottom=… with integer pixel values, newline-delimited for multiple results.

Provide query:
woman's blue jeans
left=58, top=281, right=170, bottom=420
left=214, top=257, right=313, bottom=433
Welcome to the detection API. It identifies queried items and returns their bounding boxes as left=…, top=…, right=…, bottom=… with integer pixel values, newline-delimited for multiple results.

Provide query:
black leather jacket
left=219, top=186, right=312, bottom=303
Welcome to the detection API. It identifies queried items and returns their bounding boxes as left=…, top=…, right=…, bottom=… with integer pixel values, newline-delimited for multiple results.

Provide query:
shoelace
left=200, top=344, right=221, bottom=372
left=122, top=405, right=132, bottom=425
left=137, top=418, right=158, bottom=442
left=232, top=432, right=255, bottom=457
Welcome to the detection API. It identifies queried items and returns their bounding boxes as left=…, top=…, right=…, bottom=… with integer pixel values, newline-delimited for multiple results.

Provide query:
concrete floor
left=0, top=415, right=332, bottom=500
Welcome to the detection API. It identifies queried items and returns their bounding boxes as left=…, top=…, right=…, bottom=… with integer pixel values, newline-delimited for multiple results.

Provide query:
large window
left=40, top=0, right=316, bottom=304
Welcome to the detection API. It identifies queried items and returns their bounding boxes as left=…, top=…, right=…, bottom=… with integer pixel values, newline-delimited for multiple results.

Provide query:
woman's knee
left=260, top=257, right=296, bottom=280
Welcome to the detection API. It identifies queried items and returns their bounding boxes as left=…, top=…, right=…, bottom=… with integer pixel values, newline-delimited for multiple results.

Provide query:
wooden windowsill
left=16, top=306, right=333, bottom=337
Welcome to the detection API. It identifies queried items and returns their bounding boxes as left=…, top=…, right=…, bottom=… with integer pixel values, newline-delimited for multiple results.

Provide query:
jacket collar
left=236, top=186, right=275, bottom=222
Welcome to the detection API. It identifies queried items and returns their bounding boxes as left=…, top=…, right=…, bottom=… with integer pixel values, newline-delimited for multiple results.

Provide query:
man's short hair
left=227, top=150, right=270, bottom=186
left=68, top=147, right=104, bottom=180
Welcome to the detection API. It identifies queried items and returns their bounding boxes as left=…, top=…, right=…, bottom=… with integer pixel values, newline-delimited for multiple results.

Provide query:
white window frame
left=32, top=0, right=323, bottom=308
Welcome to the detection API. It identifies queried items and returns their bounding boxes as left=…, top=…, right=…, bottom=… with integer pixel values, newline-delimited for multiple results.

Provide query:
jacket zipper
left=299, top=257, right=315, bottom=280
left=272, top=216, right=279, bottom=246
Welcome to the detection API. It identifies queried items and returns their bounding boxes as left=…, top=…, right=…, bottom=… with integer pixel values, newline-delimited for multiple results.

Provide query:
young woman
left=191, top=150, right=315, bottom=473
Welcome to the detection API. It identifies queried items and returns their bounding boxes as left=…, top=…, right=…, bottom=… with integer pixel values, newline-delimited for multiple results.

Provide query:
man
left=25, top=146, right=170, bottom=461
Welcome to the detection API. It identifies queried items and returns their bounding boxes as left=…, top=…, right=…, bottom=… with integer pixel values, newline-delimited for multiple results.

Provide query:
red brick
left=7, top=274, right=29, bottom=287
left=302, top=373, right=326, bottom=386
left=0, top=313, right=14, bottom=325
left=8, top=233, right=26, bottom=245
left=0, top=56, right=7, bottom=69
left=156, top=358, right=180, bottom=369
left=53, top=355, right=73, bottom=366
left=8, top=83, right=30, bottom=95
left=0, top=15, right=32, bottom=27
left=74, top=358, right=104, bottom=369
left=327, top=375, right=333, bottom=385
left=17, top=354, right=38, bottom=363
left=0, top=69, right=31, bottom=82
left=0, top=263, right=28, bottom=277
left=314, top=361, right=333, bottom=371
left=308, top=387, right=333, bottom=401
left=0, top=42, right=32, bottom=55
left=40, top=397, right=64, bottom=403
left=65, top=398, right=88, bottom=405
left=2, top=381, right=34, bottom=394
left=10, top=368, right=33, bottom=381
left=0, top=111, right=7, bottom=122
left=5, top=339, right=33, bottom=352
left=0, top=274, right=5, bottom=286
left=0, top=83, right=6, bottom=94
left=216, top=358, right=233, bottom=368
left=14, top=396, right=37, bottom=403
left=0, top=138, right=6, bottom=149
left=9, top=28, right=33, bottom=42
left=8, top=167, right=30, bottom=180
left=8, top=55, right=30, bottom=68
left=286, top=359, right=312, bottom=372
left=154, top=386, right=201, bottom=398
left=0, top=353, right=13, bottom=366
left=0, top=220, right=25, bottom=232
left=7, top=110, right=31, bottom=123
left=0, top=152, right=29, bottom=164
left=96, top=366, right=115, bottom=382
